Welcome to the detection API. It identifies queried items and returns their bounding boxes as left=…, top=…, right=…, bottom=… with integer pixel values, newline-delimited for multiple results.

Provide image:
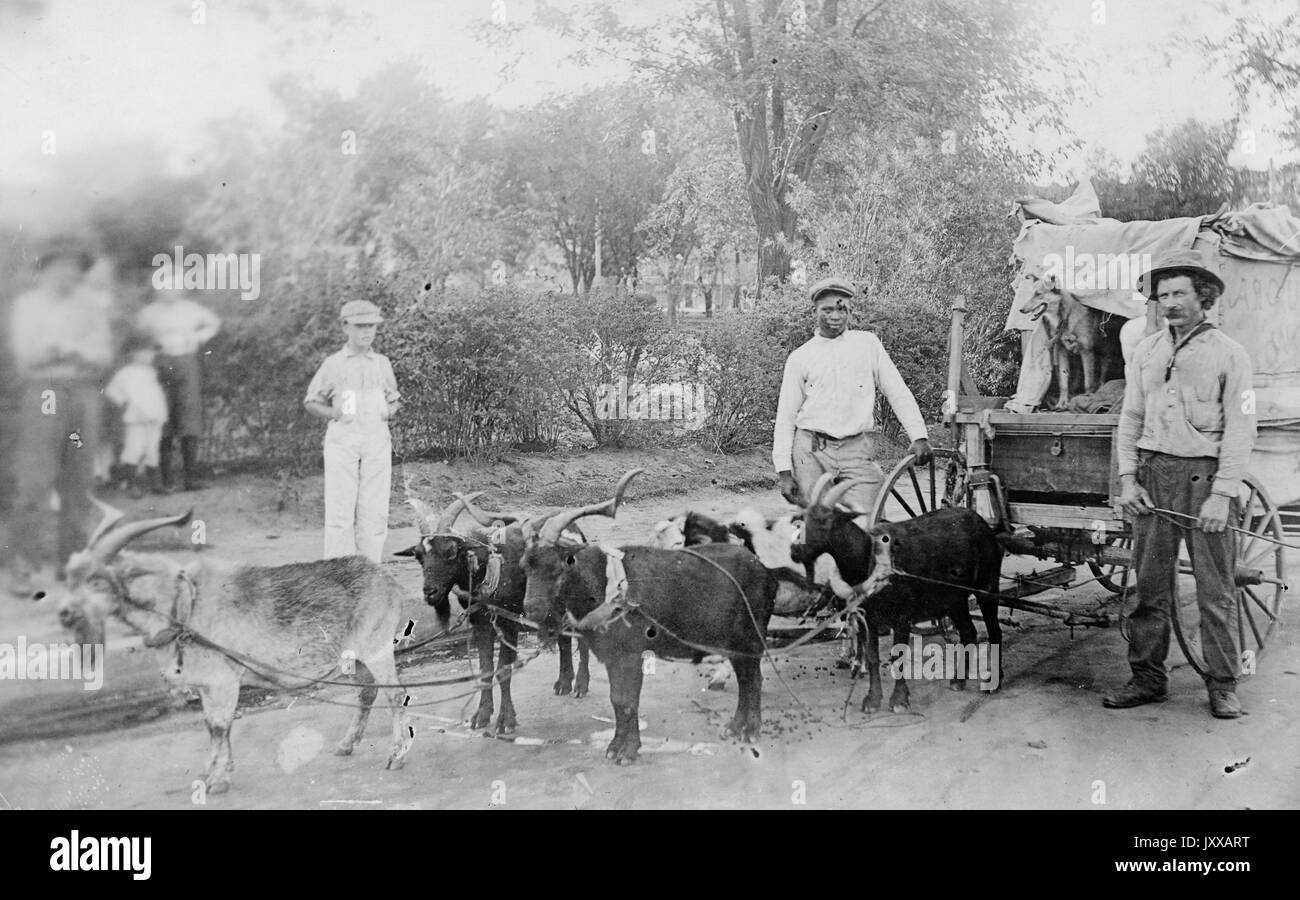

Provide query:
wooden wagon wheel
left=866, top=450, right=954, bottom=527
left=1171, top=474, right=1288, bottom=680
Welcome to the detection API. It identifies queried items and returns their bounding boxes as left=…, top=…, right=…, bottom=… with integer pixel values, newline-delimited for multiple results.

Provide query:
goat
left=524, top=478, right=776, bottom=764
left=1020, top=274, right=1118, bottom=409
left=651, top=508, right=852, bottom=617
left=791, top=474, right=1004, bottom=714
left=393, top=492, right=589, bottom=735
left=57, top=501, right=411, bottom=794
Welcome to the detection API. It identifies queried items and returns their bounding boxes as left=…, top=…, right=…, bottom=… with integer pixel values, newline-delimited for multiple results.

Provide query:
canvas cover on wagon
left=1002, top=183, right=1300, bottom=506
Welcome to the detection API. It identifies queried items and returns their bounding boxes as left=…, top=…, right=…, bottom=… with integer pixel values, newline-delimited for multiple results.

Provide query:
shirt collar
left=343, top=344, right=375, bottom=358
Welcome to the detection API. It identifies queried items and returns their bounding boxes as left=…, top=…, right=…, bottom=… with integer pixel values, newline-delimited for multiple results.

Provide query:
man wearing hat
left=773, top=277, right=932, bottom=515
left=1109, top=250, right=1256, bottom=718
left=6, top=236, right=114, bottom=593
left=304, top=300, right=402, bottom=563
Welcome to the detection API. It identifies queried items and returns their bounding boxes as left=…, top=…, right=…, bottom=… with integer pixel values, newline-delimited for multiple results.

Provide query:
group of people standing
left=5, top=236, right=220, bottom=594
left=4, top=237, right=1259, bottom=721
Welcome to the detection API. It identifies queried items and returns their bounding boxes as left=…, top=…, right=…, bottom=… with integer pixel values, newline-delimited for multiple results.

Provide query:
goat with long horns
left=58, top=498, right=413, bottom=794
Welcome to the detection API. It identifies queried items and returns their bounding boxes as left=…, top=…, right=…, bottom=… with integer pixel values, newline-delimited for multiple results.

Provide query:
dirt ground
left=1, top=444, right=1297, bottom=810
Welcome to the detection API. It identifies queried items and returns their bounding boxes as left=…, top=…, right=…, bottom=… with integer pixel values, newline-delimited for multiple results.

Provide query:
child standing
left=103, top=336, right=169, bottom=498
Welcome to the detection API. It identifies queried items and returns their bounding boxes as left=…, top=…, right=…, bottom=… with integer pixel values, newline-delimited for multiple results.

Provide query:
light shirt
left=1116, top=325, right=1256, bottom=496
left=9, top=283, right=114, bottom=379
left=304, top=345, right=400, bottom=432
left=104, top=362, right=169, bottom=424
left=138, top=297, right=221, bottom=356
left=773, top=329, right=928, bottom=472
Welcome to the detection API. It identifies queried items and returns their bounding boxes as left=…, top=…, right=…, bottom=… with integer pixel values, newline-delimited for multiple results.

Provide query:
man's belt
left=805, top=429, right=866, bottom=452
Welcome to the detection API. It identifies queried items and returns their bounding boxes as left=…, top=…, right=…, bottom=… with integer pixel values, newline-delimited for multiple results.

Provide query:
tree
left=537, top=0, right=1074, bottom=283
left=1204, top=6, right=1300, bottom=149
left=514, top=86, right=675, bottom=294
left=1131, top=119, right=1237, bottom=218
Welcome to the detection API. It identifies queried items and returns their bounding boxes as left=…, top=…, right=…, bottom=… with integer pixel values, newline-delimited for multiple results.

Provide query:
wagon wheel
left=866, top=450, right=955, bottom=528
left=866, top=451, right=958, bottom=637
left=1172, top=475, right=1288, bottom=680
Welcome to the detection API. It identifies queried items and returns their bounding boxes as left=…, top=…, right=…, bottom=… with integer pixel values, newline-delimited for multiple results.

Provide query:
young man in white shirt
left=303, top=300, right=402, bottom=563
left=773, top=277, right=933, bottom=515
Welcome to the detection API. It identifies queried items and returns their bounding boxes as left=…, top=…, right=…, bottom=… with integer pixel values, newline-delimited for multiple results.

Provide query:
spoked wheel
left=867, top=450, right=957, bottom=527
left=1172, top=475, right=1288, bottom=679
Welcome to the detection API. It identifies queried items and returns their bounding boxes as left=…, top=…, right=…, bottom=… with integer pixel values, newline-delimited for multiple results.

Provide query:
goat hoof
left=495, top=718, right=517, bottom=736
left=385, top=755, right=405, bottom=771
left=469, top=710, right=493, bottom=730
left=333, top=742, right=355, bottom=756
left=891, top=702, right=910, bottom=714
left=862, top=695, right=882, bottom=714
left=573, top=684, right=589, bottom=699
left=205, top=777, right=231, bottom=795
left=554, top=679, right=573, bottom=696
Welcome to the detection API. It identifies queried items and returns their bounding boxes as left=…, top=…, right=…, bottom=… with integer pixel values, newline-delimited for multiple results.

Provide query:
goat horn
left=433, top=491, right=485, bottom=534
left=88, top=508, right=192, bottom=562
left=820, top=478, right=874, bottom=509
left=536, top=469, right=643, bottom=546
left=407, top=497, right=440, bottom=537
left=454, top=492, right=519, bottom=527
left=85, top=493, right=128, bottom=550
left=809, top=473, right=837, bottom=507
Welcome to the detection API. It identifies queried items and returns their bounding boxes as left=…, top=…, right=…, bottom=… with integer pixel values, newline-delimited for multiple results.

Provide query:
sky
left=0, top=0, right=1295, bottom=194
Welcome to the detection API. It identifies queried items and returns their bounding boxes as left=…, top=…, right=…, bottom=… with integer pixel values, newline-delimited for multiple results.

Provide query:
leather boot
left=180, top=435, right=205, bottom=491
left=146, top=467, right=166, bottom=495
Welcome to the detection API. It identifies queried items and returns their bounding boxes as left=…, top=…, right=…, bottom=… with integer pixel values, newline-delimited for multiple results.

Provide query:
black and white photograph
left=0, top=0, right=1296, bottom=833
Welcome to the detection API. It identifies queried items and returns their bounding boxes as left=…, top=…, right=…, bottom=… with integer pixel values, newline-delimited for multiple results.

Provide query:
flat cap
left=339, top=299, right=384, bottom=324
left=808, top=276, right=857, bottom=304
left=1138, top=249, right=1225, bottom=298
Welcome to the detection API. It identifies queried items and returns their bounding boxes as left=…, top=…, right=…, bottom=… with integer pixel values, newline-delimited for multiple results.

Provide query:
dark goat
left=395, top=493, right=586, bottom=735
left=791, top=474, right=1004, bottom=714
left=524, top=482, right=776, bottom=764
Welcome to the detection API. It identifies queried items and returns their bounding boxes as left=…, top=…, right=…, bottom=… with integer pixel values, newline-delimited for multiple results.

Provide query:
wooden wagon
left=867, top=208, right=1296, bottom=679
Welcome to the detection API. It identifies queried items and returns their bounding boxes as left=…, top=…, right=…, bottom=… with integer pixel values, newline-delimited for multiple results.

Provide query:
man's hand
left=1118, top=476, right=1154, bottom=518
left=907, top=438, right=933, bottom=466
left=1198, top=493, right=1231, bottom=533
left=778, top=471, right=803, bottom=506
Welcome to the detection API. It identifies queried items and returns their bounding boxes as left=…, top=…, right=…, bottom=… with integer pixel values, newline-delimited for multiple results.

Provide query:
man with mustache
left=1109, top=250, right=1257, bottom=719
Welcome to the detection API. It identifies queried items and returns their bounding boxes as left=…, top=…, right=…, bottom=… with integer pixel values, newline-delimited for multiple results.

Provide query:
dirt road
left=2, top=447, right=1296, bottom=809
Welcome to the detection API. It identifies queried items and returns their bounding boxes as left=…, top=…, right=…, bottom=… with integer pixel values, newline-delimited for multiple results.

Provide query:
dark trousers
left=1129, top=452, right=1240, bottom=691
left=10, top=379, right=100, bottom=572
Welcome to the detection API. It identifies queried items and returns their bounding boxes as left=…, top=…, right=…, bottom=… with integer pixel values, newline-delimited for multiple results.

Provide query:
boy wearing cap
left=304, top=300, right=401, bottom=563
left=1109, top=250, right=1256, bottom=719
left=103, top=335, right=169, bottom=498
left=773, top=277, right=932, bottom=515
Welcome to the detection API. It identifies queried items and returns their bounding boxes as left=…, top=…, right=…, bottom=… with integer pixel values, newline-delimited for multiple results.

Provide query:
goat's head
left=59, top=498, right=191, bottom=648
left=520, top=469, right=641, bottom=630
left=789, top=474, right=870, bottom=567
left=393, top=493, right=488, bottom=632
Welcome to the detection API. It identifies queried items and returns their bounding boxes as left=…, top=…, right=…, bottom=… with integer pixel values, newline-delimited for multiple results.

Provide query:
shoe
left=1209, top=690, right=1243, bottom=719
left=1102, top=683, right=1169, bottom=709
